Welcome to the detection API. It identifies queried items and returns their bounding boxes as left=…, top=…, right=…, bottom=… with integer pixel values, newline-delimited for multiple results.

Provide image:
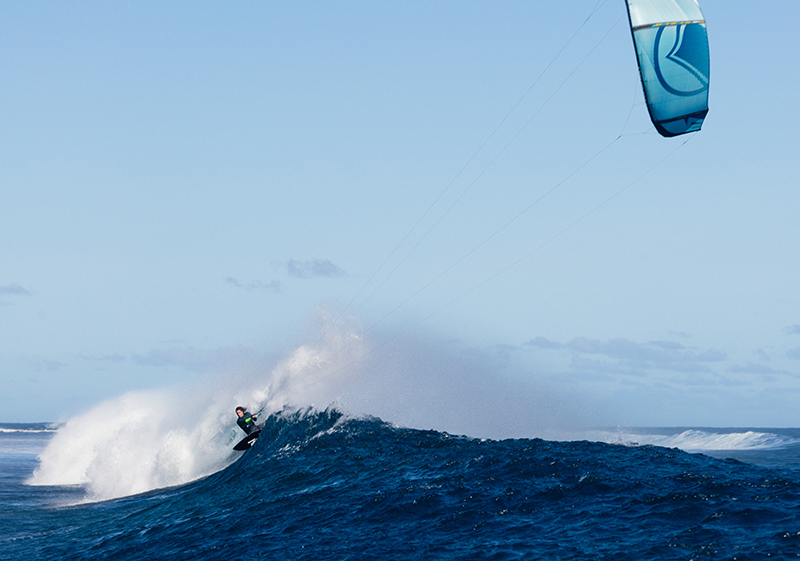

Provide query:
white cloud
left=728, top=361, right=784, bottom=375
left=528, top=336, right=726, bottom=374
left=0, top=283, right=31, bottom=296
left=225, top=277, right=282, bottom=292
left=525, top=336, right=562, bottom=349
left=285, top=259, right=345, bottom=279
left=754, top=348, right=771, bottom=362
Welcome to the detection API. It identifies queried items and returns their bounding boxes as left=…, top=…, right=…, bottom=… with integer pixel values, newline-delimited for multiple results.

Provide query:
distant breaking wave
left=593, top=428, right=800, bottom=452
left=656, top=429, right=800, bottom=451
left=0, top=425, right=59, bottom=434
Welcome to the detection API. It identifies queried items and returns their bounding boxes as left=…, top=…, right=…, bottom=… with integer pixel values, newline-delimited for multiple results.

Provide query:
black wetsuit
left=237, top=411, right=258, bottom=434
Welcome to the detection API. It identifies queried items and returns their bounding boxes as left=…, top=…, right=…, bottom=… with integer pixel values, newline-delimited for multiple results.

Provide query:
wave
left=24, top=319, right=615, bottom=502
left=593, top=428, right=800, bottom=452
left=0, top=423, right=59, bottom=434
left=0, top=429, right=58, bottom=435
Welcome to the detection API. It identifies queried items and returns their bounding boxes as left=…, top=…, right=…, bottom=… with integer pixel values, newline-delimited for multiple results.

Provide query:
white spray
left=28, top=326, right=367, bottom=502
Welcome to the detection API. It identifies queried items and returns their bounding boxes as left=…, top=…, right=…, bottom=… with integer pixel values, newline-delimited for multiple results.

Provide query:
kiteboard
left=233, top=428, right=262, bottom=451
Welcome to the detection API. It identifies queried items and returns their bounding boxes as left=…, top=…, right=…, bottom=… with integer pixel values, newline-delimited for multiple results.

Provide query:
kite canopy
left=625, top=0, right=709, bottom=137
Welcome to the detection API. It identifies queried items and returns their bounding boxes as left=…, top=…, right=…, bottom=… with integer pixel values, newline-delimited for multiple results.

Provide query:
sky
left=2, top=1, right=799, bottom=431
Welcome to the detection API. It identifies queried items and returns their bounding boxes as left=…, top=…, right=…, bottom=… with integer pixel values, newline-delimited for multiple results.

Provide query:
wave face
left=7, top=410, right=800, bottom=560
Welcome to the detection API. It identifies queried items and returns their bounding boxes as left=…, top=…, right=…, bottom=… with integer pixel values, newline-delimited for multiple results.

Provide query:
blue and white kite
left=625, top=0, right=710, bottom=137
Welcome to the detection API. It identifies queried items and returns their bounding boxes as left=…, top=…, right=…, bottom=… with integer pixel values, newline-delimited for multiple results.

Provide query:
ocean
left=2, top=411, right=800, bottom=560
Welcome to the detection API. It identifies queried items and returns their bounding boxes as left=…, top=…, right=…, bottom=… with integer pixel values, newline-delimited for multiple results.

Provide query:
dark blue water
left=3, top=412, right=800, bottom=560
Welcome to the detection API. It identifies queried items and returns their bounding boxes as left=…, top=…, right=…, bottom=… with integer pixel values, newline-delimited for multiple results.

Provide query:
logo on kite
left=653, top=23, right=709, bottom=97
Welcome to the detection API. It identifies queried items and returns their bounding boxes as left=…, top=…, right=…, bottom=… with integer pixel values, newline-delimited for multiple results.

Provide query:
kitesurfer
left=235, top=406, right=258, bottom=434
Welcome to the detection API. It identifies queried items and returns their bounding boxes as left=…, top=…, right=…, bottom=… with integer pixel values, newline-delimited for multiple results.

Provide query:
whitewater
left=3, top=331, right=800, bottom=559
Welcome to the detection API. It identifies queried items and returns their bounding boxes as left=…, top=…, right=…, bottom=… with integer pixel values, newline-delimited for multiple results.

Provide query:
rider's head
left=235, top=406, right=245, bottom=417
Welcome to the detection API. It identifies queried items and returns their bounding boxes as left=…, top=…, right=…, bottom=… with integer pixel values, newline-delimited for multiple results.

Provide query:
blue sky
left=2, top=1, right=799, bottom=431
